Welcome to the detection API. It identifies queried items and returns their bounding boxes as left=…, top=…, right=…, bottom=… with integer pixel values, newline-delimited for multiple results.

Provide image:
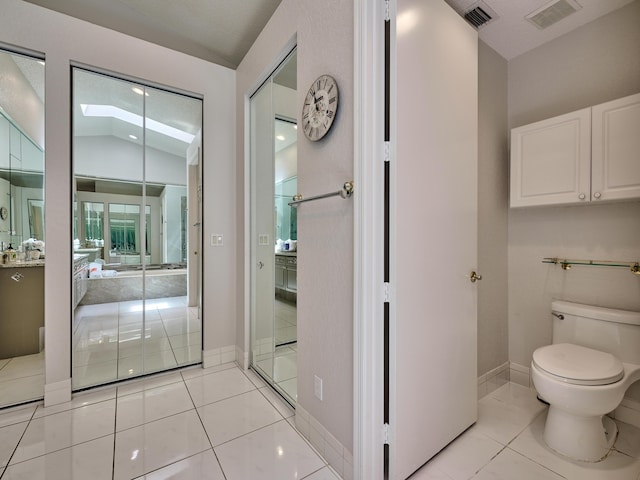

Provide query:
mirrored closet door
left=0, top=49, right=45, bottom=407
left=250, top=49, right=298, bottom=404
left=72, top=68, right=203, bottom=389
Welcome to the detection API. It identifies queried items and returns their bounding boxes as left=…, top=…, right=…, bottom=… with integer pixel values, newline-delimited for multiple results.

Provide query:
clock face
left=302, top=75, right=338, bottom=141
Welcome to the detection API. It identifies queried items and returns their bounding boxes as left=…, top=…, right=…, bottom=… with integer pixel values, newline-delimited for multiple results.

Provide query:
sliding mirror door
left=72, top=68, right=202, bottom=389
left=0, top=49, right=45, bottom=407
left=250, top=49, right=298, bottom=404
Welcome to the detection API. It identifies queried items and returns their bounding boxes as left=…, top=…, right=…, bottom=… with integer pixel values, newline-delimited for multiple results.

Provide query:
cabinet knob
left=593, top=192, right=601, bottom=199
left=578, top=193, right=586, bottom=200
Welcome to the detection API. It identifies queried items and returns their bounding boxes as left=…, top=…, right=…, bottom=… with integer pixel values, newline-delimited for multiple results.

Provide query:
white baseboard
left=44, top=378, right=71, bottom=407
left=236, top=346, right=249, bottom=369
left=477, top=361, right=510, bottom=399
left=295, top=405, right=352, bottom=480
left=202, top=344, right=236, bottom=369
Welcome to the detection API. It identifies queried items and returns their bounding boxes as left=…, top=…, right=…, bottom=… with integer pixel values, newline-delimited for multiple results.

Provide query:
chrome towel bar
left=288, top=181, right=354, bottom=208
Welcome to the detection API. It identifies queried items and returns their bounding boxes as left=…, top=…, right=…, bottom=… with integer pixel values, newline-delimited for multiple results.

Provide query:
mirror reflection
left=0, top=49, right=45, bottom=407
left=72, top=68, right=203, bottom=389
left=251, top=49, right=298, bottom=405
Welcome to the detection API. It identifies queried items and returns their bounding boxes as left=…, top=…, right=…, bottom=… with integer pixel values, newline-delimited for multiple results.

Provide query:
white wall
left=477, top=41, right=509, bottom=376
left=237, top=0, right=354, bottom=451
left=507, top=0, right=640, bottom=400
left=0, top=0, right=236, bottom=402
left=74, top=136, right=187, bottom=185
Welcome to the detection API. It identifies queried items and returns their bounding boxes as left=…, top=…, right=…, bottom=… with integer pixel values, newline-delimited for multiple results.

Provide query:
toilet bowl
left=530, top=301, right=640, bottom=462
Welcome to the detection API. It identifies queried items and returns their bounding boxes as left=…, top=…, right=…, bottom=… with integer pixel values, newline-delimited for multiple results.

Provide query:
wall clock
left=0, top=206, right=7, bottom=221
left=302, top=74, right=339, bottom=141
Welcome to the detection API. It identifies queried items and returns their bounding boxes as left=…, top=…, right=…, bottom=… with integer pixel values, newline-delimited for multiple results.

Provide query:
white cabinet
left=510, top=92, right=640, bottom=207
left=592, top=94, right=640, bottom=202
left=0, top=116, right=9, bottom=170
left=21, top=135, right=43, bottom=172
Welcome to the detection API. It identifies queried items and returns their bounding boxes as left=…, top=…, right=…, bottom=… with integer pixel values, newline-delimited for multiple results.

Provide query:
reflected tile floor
left=0, top=353, right=44, bottom=407
left=255, top=344, right=298, bottom=404
left=0, top=363, right=340, bottom=480
left=73, top=296, right=202, bottom=389
left=413, top=383, right=640, bottom=480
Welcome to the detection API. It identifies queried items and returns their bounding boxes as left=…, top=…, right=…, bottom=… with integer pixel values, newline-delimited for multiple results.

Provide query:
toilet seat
left=533, top=343, right=624, bottom=386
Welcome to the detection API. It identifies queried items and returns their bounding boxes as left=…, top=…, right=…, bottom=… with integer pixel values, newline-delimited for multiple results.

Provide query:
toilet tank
left=551, top=301, right=640, bottom=365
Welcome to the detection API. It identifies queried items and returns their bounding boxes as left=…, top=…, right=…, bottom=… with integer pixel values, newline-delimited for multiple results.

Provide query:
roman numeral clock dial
left=302, top=74, right=339, bottom=141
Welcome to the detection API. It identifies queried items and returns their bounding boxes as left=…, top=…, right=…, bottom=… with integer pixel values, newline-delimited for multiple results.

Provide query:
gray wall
left=237, top=0, right=354, bottom=451
left=477, top=41, right=509, bottom=376
left=507, top=0, right=640, bottom=399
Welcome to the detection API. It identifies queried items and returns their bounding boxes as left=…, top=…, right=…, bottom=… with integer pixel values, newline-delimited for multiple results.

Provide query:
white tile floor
left=412, top=382, right=640, bottom=480
left=1, top=364, right=639, bottom=479
left=0, top=362, right=340, bottom=480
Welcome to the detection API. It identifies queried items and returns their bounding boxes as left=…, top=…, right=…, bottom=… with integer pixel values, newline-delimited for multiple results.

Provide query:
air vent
left=463, top=1, right=498, bottom=29
left=526, top=0, right=582, bottom=30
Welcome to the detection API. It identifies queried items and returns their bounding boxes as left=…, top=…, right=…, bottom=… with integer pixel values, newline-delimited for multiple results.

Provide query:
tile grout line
left=0, top=404, right=38, bottom=478
left=182, top=370, right=229, bottom=480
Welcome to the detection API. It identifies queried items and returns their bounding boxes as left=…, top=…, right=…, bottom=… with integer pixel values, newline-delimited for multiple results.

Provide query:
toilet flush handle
left=552, top=311, right=564, bottom=320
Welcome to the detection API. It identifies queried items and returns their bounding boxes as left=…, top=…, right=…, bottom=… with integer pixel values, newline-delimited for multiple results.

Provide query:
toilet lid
left=533, top=343, right=624, bottom=386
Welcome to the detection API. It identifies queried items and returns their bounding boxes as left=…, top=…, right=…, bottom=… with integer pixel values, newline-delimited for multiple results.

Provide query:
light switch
left=258, top=234, right=270, bottom=246
left=211, top=234, right=223, bottom=246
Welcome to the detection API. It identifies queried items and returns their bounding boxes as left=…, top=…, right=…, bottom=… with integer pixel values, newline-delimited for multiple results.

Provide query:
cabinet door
left=9, top=124, right=21, bottom=170
left=21, top=135, right=43, bottom=172
left=510, top=108, right=591, bottom=207
left=592, top=92, right=640, bottom=202
left=0, top=116, right=9, bottom=169
left=285, top=266, right=296, bottom=292
left=275, top=263, right=285, bottom=288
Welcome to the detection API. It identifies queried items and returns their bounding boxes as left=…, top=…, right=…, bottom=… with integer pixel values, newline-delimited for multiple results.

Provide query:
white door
left=391, top=0, right=478, bottom=478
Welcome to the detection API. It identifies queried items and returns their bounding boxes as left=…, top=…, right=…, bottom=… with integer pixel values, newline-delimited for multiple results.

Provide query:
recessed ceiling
left=444, top=0, right=636, bottom=60
left=22, top=0, right=282, bottom=69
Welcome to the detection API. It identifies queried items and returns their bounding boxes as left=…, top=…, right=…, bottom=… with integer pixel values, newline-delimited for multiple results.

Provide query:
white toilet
left=531, top=301, right=640, bottom=462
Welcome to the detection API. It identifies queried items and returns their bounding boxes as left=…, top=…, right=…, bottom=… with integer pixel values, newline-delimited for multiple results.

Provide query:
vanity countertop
left=0, top=259, right=45, bottom=268
left=275, top=251, right=297, bottom=257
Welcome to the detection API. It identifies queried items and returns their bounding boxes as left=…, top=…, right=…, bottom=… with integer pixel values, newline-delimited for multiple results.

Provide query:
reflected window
left=82, top=202, right=103, bottom=242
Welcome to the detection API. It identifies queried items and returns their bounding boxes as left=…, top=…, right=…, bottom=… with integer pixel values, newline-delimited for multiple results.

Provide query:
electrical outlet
left=314, top=375, right=323, bottom=401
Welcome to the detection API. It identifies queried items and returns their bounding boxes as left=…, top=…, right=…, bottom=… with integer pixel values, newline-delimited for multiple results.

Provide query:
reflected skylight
left=81, top=104, right=195, bottom=143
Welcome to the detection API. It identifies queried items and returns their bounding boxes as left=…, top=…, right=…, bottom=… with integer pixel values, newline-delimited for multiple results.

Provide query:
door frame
left=353, top=0, right=386, bottom=478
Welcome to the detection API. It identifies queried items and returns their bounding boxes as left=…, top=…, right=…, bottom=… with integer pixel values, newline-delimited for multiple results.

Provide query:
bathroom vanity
left=275, top=252, right=297, bottom=302
left=0, top=260, right=44, bottom=358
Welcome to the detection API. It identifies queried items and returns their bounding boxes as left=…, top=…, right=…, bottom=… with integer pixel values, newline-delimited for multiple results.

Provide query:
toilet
left=531, top=301, right=640, bottom=462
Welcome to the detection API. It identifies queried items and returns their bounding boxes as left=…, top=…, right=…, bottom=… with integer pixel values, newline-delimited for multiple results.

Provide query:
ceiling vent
left=526, top=0, right=582, bottom=30
left=463, top=1, right=498, bottom=29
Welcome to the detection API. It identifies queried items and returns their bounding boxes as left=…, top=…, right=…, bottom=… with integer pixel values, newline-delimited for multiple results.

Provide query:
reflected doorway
left=71, top=68, right=203, bottom=390
left=250, top=48, right=298, bottom=404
